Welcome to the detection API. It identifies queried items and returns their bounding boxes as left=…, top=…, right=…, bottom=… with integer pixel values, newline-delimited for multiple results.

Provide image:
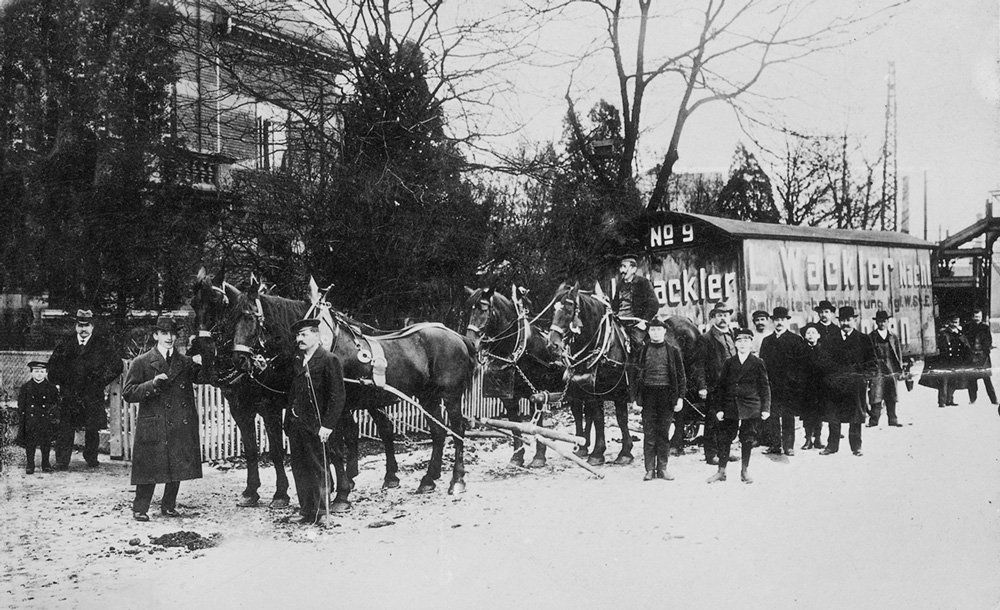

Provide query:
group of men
left=613, top=256, right=925, bottom=484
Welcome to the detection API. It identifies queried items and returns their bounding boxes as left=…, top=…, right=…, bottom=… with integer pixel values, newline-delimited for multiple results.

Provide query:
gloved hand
left=716, top=411, right=724, bottom=421
left=674, top=399, right=683, bottom=413
left=318, top=426, right=333, bottom=443
left=761, top=411, right=771, bottom=420
left=698, top=389, right=708, bottom=400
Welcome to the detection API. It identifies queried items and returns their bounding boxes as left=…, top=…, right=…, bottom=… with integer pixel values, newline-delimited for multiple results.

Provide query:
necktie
left=166, top=350, right=173, bottom=365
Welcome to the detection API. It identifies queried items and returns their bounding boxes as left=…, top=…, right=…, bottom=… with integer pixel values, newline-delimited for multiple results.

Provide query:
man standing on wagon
left=48, top=309, right=123, bottom=470
left=123, top=316, right=204, bottom=521
left=610, top=255, right=661, bottom=406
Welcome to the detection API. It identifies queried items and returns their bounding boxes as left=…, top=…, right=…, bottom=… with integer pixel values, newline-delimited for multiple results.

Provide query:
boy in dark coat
left=759, top=306, right=808, bottom=456
left=799, top=323, right=826, bottom=450
left=637, top=318, right=686, bottom=481
left=707, top=327, right=771, bottom=484
left=18, top=361, right=60, bottom=474
left=123, top=316, right=205, bottom=521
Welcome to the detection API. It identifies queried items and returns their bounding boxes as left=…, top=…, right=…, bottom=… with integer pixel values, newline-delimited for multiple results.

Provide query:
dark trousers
left=288, top=422, right=328, bottom=518
left=26, top=442, right=52, bottom=470
left=640, top=387, right=673, bottom=471
left=55, top=423, right=100, bottom=466
left=717, top=418, right=759, bottom=466
left=869, top=401, right=898, bottom=424
left=968, top=378, right=997, bottom=403
left=703, top=392, right=721, bottom=461
left=765, top=412, right=796, bottom=452
left=827, top=420, right=862, bottom=452
left=133, top=481, right=180, bottom=513
left=802, top=416, right=823, bottom=442
left=938, top=378, right=956, bottom=406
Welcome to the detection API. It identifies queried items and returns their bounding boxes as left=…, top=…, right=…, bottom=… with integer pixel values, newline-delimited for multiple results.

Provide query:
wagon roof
left=656, top=212, right=936, bottom=249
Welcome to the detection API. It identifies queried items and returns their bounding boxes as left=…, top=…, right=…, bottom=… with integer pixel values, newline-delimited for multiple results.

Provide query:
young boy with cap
left=18, top=361, right=60, bottom=474
left=707, top=327, right=771, bottom=484
left=636, top=318, right=686, bottom=481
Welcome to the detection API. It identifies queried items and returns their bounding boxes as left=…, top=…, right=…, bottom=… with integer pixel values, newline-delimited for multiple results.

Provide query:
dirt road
left=3, top=384, right=999, bottom=609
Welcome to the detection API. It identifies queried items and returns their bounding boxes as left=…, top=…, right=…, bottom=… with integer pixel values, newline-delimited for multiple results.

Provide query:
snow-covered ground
left=2, top=383, right=999, bottom=609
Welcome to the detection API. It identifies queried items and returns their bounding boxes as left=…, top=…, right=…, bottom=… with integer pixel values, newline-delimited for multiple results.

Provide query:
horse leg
left=262, top=402, right=290, bottom=507
left=445, top=396, right=467, bottom=495
left=570, top=399, right=589, bottom=458
left=613, top=398, right=635, bottom=465
left=528, top=407, right=548, bottom=468
left=231, top=402, right=261, bottom=507
left=341, top=411, right=358, bottom=492
left=368, top=408, right=400, bottom=488
left=587, top=400, right=607, bottom=466
left=504, top=397, right=526, bottom=467
left=417, top=396, right=444, bottom=494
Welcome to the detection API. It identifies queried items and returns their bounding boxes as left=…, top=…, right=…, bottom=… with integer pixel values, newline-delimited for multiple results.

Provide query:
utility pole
left=923, top=171, right=928, bottom=241
left=880, top=61, right=898, bottom=231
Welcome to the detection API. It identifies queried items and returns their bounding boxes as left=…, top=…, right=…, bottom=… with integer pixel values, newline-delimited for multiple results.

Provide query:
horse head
left=464, top=285, right=523, bottom=352
left=229, top=277, right=268, bottom=374
left=190, top=267, right=242, bottom=380
left=547, top=282, right=581, bottom=357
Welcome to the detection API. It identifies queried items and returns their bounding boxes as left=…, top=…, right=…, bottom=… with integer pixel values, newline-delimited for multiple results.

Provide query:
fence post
left=108, top=365, right=125, bottom=460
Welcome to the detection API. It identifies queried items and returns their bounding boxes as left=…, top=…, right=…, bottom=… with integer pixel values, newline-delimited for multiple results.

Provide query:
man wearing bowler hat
left=692, top=302, right=738, bottom=465
left=610, top=255, right=661, bottom=405
left=813, top=300, right=840, bottom=343
left=123, top=316, right=205, bottom=521
left=820, top=306, right=877, bottom=456
left=759, top=306, right=809, bottom=455
left=868, top=310, right=904, bottom=427
left=48, top=309, right=123, bottom=469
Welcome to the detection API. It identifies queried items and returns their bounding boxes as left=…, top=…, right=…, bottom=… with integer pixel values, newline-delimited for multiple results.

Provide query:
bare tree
left=526, top=0, right=905, bottom=210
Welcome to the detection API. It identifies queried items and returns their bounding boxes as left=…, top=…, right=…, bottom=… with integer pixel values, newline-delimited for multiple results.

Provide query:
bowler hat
left=771, top=306, right=791, bottom=319
left=291, top=318, right=321, bottom=334
left=154, top=316, right=180, bottom=334
left=733, top=327, right=754, bottom=340
left=75, top=309, right=94, bottom=324
left=751, top=310, right=770, bottom=320
left=648, top=318, right=666, bottom=328
left=837, top=306, right=857, bottom=320
left=875, top=310, right=890, bottom=322
left=26, top=360, right=48, bottom=370
left=709, top=303, right=733, bottom=316
left=814, top=300, right=836, bottom=313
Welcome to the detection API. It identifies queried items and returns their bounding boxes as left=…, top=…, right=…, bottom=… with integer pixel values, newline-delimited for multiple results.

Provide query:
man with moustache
left=610, top=255, right=661, bottom=406
left=750, top=310, right=771, bottom=355
left=692, top=303, right=737, bottom=465
left=867, top=310, right=904, bottom=427
left=813, top=300, right=840, bottom=343
left=48, top=309, right=123, bottom=469
left=759, top=306, right=808, bottom=456
left=820, top=306, right=878, bottom=456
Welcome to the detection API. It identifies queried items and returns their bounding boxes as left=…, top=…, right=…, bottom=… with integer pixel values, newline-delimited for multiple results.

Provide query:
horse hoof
left=236, top=497, right=260, bottom=508
left=346, top=480, right=356, bottom=492
left=268, top=498, right=290, bottom=509
left=415, top=482, right=436, bottom=494
left=448, top=481, right=466, bottom=495
left=587, top=455, right=606, bottom=466
left=613, top=454, right=634, bottom=466
left=573, top=447, right=589, bottom=458
left=382, top=476, right=401, bottom=489
left=509, top=456, right=525, bottom=468
left=330, top=500, right=352, bottom=513
left=528, top=458, right=547, bottom=469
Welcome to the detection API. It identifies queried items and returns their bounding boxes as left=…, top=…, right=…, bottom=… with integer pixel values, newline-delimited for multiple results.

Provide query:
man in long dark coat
left=692, top=303, right=737, bottom=465
left=820, top=306, right=877, bottom=456
left=706, top=327, right=771, bottom=484
left=636, top=318, right=686, bottom=481
left=964, top=308, right=996, bottom=405
left=123, top=316, right=204, bottom=521
left=759, top=306, right=808, bottom=456
left=868, top=310, right=904, bottom=427
left=285, top=318, right=348, bottom=525
left=923, top=314, right=971, bottom=407
left=48, top=309, right=123, bottom=469
left=610, top=255, right=661, bottom=405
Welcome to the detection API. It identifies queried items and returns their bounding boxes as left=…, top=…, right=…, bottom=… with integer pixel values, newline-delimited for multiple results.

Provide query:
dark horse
left=463, top=285, right=566, bottom=467
left=190, top=270, right=401, bottom=508
left=547, top=282, right=700, bottom=466
left=218, top=279, right=478, bottom=499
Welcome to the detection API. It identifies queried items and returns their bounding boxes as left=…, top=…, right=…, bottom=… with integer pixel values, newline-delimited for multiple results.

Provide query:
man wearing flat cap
left=286, top=318, right=348, bottom=524
left=819, top=306, right=877, bottom=456
left=636, top=318, right=686, bottom=481
left=48, top=309, right=123, bottom=469
left=123, top=316, right=205, bottom=521
left=692, top=302, right=738, bottom=465
left=610, top=255, right=661, bottom=405
left=867, top=310, right=904, bottom=427
left=759, top=306, right=809, bottom=456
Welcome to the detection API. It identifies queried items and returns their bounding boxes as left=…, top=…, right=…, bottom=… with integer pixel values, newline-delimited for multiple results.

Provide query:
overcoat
left=759, top=330, right=808, bottom=416
left=122, top=348, right=203, bottom=485
left=964, top=322, right=993, bottom=380
left=868, top=329, right=903, bottom=404
left=920, top=328, right=971, bottom=391
left=610, top=276, right=660, bottom=321
left=799, top=342, right=827, bottom=421
left=716, top=354, right=772, bottom=420
left=691, top=327, right=736, bottom=397
left=636, top=341, right=687, bottom=407
left=286, top=347, right=346, bottom=433
left=820, top=330, right=877, bottom=423
left=47, top=334, right=122, bottom=429
left=17, top=380, right=60, bottom=445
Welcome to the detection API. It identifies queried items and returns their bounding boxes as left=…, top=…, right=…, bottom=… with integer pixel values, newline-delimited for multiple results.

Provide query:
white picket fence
left=109, top=366, right=530, bottom=462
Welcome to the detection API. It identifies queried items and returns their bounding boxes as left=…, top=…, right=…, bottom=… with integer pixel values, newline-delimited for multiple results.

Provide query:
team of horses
left=190, top=270, right=699, bottom=509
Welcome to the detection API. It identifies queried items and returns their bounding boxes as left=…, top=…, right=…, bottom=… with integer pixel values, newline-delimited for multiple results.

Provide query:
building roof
left=661, top=212, right=936, bottom=249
